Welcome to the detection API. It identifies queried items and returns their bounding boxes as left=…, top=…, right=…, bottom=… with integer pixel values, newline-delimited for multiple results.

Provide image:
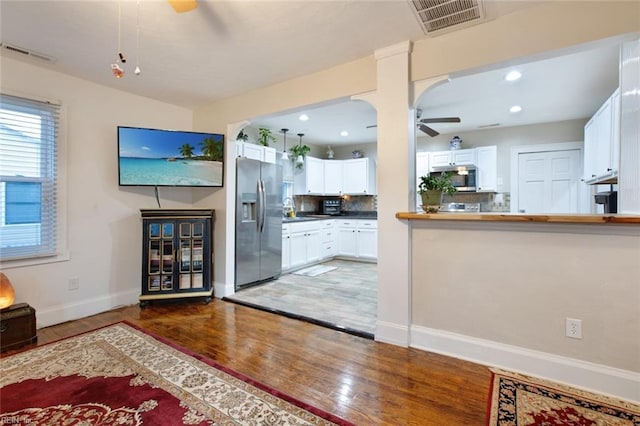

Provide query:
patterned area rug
left=0, top=322, right=353, bottom=425
left=488, top=368, right=640, bottom=425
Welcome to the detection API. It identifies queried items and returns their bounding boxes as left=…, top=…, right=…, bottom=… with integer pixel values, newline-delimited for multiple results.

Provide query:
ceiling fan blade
left=418, top=124, right=439, bottom=137
left=168, top=0, right=198, bottom=13
left=366, top=124, right=377, bottom=129
left=419, top=117, right=461, bottom=124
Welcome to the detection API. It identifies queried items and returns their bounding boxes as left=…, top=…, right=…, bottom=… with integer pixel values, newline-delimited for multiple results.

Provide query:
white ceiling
left=252, top=40, right=621, bottom=145
left=0, top=1, right=621, bottom=146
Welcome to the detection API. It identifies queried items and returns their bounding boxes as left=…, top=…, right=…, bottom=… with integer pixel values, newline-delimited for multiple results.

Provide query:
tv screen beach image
left=118, top=127, right=224, bottom=187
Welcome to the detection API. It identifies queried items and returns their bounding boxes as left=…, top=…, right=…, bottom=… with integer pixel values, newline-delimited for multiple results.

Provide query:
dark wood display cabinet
left=139, top=209, right=215, bottom=307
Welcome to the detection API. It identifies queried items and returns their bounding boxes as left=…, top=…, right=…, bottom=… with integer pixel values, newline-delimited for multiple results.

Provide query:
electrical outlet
left=68, top=277, right=80, bottom=291
left=565, top=318, right=582, bottom=339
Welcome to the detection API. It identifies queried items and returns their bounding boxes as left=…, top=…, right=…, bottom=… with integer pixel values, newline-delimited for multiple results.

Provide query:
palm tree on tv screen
left=201, top=137, right=223, bottom=162
left=179, top=144, right=195, bottom=159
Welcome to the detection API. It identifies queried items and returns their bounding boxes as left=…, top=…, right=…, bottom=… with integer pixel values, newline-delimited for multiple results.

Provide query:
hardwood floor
left=5, top=300, right=492, bottom=425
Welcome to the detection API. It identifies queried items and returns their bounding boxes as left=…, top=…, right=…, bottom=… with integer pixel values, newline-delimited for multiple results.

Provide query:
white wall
left=0, top=57, right=197, bottom=327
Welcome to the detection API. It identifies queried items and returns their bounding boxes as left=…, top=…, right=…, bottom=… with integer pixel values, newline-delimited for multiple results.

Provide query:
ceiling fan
left=168, top=0, right=198, bottom=13
left=416, top=108, right=461, bottom=137
left=366, top=109, right=461, bottom=137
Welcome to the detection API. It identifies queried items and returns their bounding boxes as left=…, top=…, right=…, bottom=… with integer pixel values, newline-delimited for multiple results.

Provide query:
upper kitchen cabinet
left=583, top=88, right=620, bottom=184
left=476, top=146, right=497, bottom=192
left=294, top=156, right=324, bottom=194
left=294, top=156, right=376, bottom=195
left=429, top=148, right=477, bottom=168
left=236, top=141, right=276, bottom=164
left=342, top=158, right=376, bottom=195
left=324, top=160, right=344, bottom=195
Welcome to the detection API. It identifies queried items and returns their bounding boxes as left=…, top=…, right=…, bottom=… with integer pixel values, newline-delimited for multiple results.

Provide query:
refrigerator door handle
left=259, top=179, right=266, bottom=233
left=256, top=180, right=263, bottom=232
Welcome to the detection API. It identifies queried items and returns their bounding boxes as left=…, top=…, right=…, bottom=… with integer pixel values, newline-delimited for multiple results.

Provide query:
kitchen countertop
left=283, top=212, right=377, bottom=223
left=395, top=211, right=640, bottom=224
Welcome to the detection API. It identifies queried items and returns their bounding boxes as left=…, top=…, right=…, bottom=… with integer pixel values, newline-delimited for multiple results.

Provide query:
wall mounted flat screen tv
left=118, top=126, right=224, bottom=187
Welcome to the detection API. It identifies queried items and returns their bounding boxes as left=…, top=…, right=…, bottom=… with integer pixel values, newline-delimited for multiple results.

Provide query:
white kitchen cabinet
left=263, top=147, right=276, bottom=164
left=294, top=156, right=324, bottom=195
left=320, top=220, right=337, bottom=259
left=242, top=143, right=265, bottom=161
left=429, top=148, right=476, bottom=168
left=287, top=220, right=323, bottom=270
left=583, top=88, right=620, bottom=184
left=281, top=223, right=290, bottom=270
left=342, top=158, right=376, bottom=195
left=323, top=161, right=343, bottom=195
left=236, top=141, right=276, bottom=164
left=337, top=219, right=377, bottom=260
left=476, top=145, right=497, bottom=192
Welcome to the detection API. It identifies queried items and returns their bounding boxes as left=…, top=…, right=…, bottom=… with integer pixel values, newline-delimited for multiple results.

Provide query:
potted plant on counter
left=418, top=172, right=457, bottom=212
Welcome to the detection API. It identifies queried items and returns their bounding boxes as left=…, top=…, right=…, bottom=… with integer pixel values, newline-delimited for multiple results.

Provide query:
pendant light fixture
left=134, top=0, right=141, bottom=75
left=281, top=128, right=289, bottom=160
left=111, top=1, right=126, bottom=78
left=296, top=133, right=305, bottom=165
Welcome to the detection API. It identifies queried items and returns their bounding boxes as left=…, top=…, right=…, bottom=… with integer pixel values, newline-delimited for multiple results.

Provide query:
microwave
left=429, top=165, right=477, bottom=192
left=322, top=199, right=342, bottom=215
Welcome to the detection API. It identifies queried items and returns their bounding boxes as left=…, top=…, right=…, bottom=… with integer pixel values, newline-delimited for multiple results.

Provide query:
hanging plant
left=257, top=128, right=276, bottom=146
left=289, top=144, right=310, bottom=169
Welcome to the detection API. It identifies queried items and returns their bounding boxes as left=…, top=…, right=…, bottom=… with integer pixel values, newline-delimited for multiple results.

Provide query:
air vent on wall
left=409, top=0, right=485, bottom=36
left=0, top=42, right=56, bottom=63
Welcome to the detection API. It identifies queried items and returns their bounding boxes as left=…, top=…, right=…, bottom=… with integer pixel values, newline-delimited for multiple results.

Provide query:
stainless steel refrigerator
left=235, top=157, right=283, bottom=290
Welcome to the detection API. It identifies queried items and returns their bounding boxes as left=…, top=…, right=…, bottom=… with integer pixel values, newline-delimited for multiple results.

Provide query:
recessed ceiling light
left=510, top=105, right=522, bottom=113
left=299, top=114, right=309, bottom=121
left=505, top=70, right=522, bottom=81
left=340, top=130, right=349, bottom=137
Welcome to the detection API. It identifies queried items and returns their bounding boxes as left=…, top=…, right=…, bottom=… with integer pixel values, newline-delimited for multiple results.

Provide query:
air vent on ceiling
left=409, top=0, right=485, bottom=36
left=0, top=42, right=56, bottom=63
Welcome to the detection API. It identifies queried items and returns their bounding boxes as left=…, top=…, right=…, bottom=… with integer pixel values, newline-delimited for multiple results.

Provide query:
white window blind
left=0, top=93, right=59, bottom=260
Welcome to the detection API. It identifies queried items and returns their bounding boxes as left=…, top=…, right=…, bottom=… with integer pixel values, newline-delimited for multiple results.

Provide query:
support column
left=374, top=41, right=413, bottom=346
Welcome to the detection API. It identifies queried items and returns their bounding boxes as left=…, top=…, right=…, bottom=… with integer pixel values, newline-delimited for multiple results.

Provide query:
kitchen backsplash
left=294, top=195, right=377, bottom=214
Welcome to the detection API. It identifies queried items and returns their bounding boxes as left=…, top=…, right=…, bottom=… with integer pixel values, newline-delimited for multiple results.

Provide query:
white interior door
left=517, top=149, right=582, bottom=214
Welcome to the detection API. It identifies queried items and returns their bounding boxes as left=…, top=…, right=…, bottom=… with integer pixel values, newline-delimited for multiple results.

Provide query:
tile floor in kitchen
left=225, top=259, right=377, bottom=338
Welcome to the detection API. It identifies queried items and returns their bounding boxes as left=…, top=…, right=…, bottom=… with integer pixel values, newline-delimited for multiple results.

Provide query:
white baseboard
left=375, top=320, right=410, bottom=347
left=214, top=280, right=235, bottom=298
left=411, top=325, right=640, bottom=403
left=36, top=289, right=139, bottom=329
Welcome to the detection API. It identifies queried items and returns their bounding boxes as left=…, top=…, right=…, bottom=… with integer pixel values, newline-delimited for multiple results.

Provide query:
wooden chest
left=1, top=303, right=37, bottom=352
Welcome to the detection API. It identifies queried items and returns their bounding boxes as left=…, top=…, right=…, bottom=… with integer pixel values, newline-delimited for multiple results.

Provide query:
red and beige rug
left=0, top=322, right=353, bottom=425
left=488, top=368, right=640, bottom=425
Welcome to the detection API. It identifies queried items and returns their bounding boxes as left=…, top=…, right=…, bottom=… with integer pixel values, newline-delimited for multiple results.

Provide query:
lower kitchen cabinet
left=281, top=223, right=291, bottom=270
left=337, top=219, right=377, bottom=260
left=286, top=221, right=322, bottom=270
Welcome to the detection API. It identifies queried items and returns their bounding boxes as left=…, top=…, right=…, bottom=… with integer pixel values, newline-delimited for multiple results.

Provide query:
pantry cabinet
left=139, top=209, right=214, bottom=307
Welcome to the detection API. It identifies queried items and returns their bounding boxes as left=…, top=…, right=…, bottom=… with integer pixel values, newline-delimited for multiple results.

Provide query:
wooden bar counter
left=395, top=211, right=640, bottom=224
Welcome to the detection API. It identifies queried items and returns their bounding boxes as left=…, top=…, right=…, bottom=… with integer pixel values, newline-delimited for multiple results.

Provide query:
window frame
left=0, top=92, right=68, bottom=267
